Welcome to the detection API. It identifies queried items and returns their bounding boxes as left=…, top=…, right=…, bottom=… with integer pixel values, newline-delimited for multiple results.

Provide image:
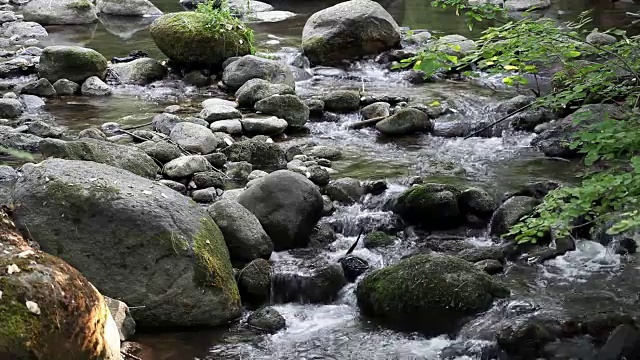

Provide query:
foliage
left=406, top=0, right=640, bottom=243
left=195, top=0, right=255, bottom=54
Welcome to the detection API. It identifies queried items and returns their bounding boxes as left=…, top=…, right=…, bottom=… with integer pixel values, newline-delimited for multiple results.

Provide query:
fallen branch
left=346, top=115, right=387, bottom=130
left=121, top=351, right=142, bottom=360
left=115, top=128, right=149, bottom=143
left=345, top=229, right=365, bottom=256
left=121, top=122, right=152, bottom=131
left=463, top=102, right=536, bottom=139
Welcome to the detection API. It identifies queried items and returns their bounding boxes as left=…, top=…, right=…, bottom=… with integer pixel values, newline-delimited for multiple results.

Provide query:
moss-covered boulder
left=40, top=138, right=159, bottom=179
left=23, top=0, right=98, bottom=25
left=11, top=159, right=242, bottom=327
left=39, top=46, right=108, bottom=84
left=490, top=196, right=540, bottom=237
left=0, top=210, right=120, bottom=360
left=149, top=12, right=252, bottom=69
left=356, top=253, right=509, bottom=335
left=393, top=183, right=463, bottom=229
left=301, top=0, right=401, bottom=65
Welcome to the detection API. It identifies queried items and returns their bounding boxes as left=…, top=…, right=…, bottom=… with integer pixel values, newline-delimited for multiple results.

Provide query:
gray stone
left=228, top=0, right=274, bottom=14
left=247, top=307, right=286, bottom=333
left=200, top=105, right=242, bottom=122
left=302, top=0, right=401, bottom=65
left=376, top=108, right=432, bottom=135
left=183, top=70, right=209, bottom=87
left=53, top=79, right=80, bottom=95
left=152, top=113, right=183, bottom=135
left=307, top=165, right=330, bottom=186
left=78, top=127, right=107, bottom=140
left=237, top=170, right=323, bottom=250
left=0, top=132, right=41, bottom=152
left=435, top=34, right=476, bottom=57
left=208, top=199, right=273, bottom=263
left=306, top=99, right=324, bottom=114
left=204, top=152, right=227, bottom=168
left=308, top=146, right=342, bottom=160
left=226, top=161, right=252, bottom=181
left=81, top=76, right=112, bottom=96
left=96, top=0, right=162, bottom=16
left=222, top=55, right=295, bottom=91
left=158, top=179, right=186, bottom=193
left=40, top=138, right=159, bottom=179
left=0, top=98, right=22, bottom=118
left=192, top=187, right=218, bottom=203
left=164, top=105, right=181, bottom=114
left=0, top=10, right=17, bottom=24
left=586, top=31, right=616, bottom=46
left=12, top=159, right=241, bottom=327
left=322, top=91, right=361, bottom=113
left=0, top=164, right=17, bottom=205
left=361, top=102, right=390, bottom=119
left=5, top=21, right=48, bottom=39
left=490, top=196, right=540, bottom=237
left=238, top=258, right=271, bottom=306
left=247, top=170, right=267, bottom=181
left=185, top=116, right=209, bottom=128
left=240, top=116, right=288, bottom=136
left=193, top=171, right=225, bottom=189
left=255, top=94, right=309, bottom=128
left=21, top=78, right=56, bottom=97
left=474, top=259, right=504, bottom=275
left=210, top=119, right=243, bottom=134
left=138, top=140, right=182, bottom=163
left=235, top=78, right=294, bottom=108
left=325, top=177, right=364, bottom=204
left=23, top=0, right=98, bottom=25
left=504, top=0, right=551, bottom=11
left=39, top=46, right=108, bottom=84
left=164, top=155, right=213, bottom=178
left=21, top=95, right=45, bottom=111
left=109, top=58, right=166, bottom=85
left=170, top=122, right=218, bottom=155
left=223, top=138, right=287, bottom=172
left=27, top=121, right=65, bottom=138
left=104, top=297, right=136, bottom=341
left=202, top=98, right=238, bottom=109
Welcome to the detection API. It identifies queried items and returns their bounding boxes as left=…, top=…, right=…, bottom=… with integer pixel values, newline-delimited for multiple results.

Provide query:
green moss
left=192, top=217, right=240, bottom=306
left=43, top=180, right=120, bottom=220
left=363, top=231, right=395, bottom=249
left=0, top=278, right=40, bottom=357
left=65, top=0, right=93, bottom=11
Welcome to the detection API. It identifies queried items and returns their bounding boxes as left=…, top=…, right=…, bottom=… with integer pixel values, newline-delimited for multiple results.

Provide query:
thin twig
left=122, top=122, right=152, bottom=131
left=115, top=128, right=149, bottom=143
left=121, top=351, right=142, bottom=360
left=464, top=102, right=536, bottom=139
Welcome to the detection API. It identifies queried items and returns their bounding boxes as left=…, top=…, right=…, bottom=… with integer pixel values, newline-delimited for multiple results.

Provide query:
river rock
left=324, top=177, right=364, bottom=204
left=532, top=104, right=624, bottom=158
left=12, top=159, right=241, bottom=327
left=248, top=307, right=286, bottom=333
left=322, top=90, right=360, bottom=113
left=202, top=98, right=238, bottom=108
left=226, top=161, right=252, bottom=181
left=271, top=257, right=346, bottom=303
left=238, top=170, right=323, bottom=250
left=208, top=199, right=274, bottom=263
left=586, top=31, right=616, bottom=46
left=460, top=187, right=497, bottom=217
left=164, top=155, right=213, bottom=178
left=52, top=78, right=80, bottom=95
left=183, top=70, right=209, bottom=87
left=200, top=104, right=242, bottom=122
left=504, top=0, right=551, bottom=10
left=238, top=258, right=271, bottom=306
left=149, top=12, right=251, bottom=68
left=241, top=116, right=288, bottom=136
left=307, top=223, right=337, bottom=248
left=356, top=253, right=509, bottom=335
left=152, top=113, right=183, bottom=135
left=193, top=171, right=225, bottom=189
left=0, top=98, right=22, bottom=118
left=20, top=78, right=56, bottom=97
left=229, top=0, right=274, bottom=14
left=5, top=22, right=48, bottom=40
left=109, top=58, right=166, bottom=85
left=223, top=138, right=287, bottom=172
left=210, top=119, right=243, bottom=134
left=79, top=127, right=107, bottom=140
left=489, top=196, right=540, bottom=237
left=307, top=165, right=330, bottom=186
left=308, top=145, right=342, bottom=160
left=0, top=132, right=42, bottom=152
left=40, top=138, right=159, bottom=179
left=138, top=140, right=182, bottom=163
left=596, top=324, right=640, bottom=360
left=222, top=55, right=295, bottom=91
left=0, top=210, right=121, bottom=359
left=96, top=0, right=163, bottom=16
left=28, top=121, right=66, bottom=138
left=364, top=231, right=395, bottom=249
left=361, top=102, right=390, bottom=119
left=23, top=0, right=98, bottom=25
left=170, top=122, right=218, bottom=154
left=192, top=188, right=218, bottom=203
left=376, top=108, right=432, bottom=135
left=301, top=0, right=401, bottom=65
left=235, top=78, right=295, bottom=108
left=0, top=165, right=17, bottom=205
left=159, top=179, right=186, bottom=193
left=255, top=94, right=309, bottom=128
left=81, top=76, right=112, bottom=96
left=393, top=183, right=462, bottom=229
left=435, top=34, right=477, bottom=57
left=104, top=297, right=136, bottom=341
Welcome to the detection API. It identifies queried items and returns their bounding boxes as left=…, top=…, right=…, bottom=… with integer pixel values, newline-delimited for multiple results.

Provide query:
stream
left=17, top=0, right=640, bottom=358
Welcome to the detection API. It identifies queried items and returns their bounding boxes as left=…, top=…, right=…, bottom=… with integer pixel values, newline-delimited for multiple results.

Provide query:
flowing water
left=26, top=0, right=640, bottom=358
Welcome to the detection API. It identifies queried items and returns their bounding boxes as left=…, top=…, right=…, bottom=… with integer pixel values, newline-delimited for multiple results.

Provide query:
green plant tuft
left=195, top=0, right=255, bottom=54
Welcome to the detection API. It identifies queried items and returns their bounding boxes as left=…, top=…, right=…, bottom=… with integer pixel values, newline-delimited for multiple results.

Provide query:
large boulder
left=376, top=108, right=433, bottom=135
left=301, top=0, right=401, bottom=65
left=38, top=46, right=108, bottom=84
left=207, top=199, right=274, bottom=263
left=490, top=196, right=540, bottom=237
left=222, top=138, right=287, bottom=172
left=255, top=94, right=309, bottom=129
left=23, top=0, right=98, bottom=25
left=96, top=0, right=163, bottom=16
left=222, top=55, right=295, bottom=91
left=0, top=210, right=121, bottom=360
left=532, top=104, right=624, bottom=159
left=235, top=78, right=294, bottom=108
left=109, top=58, right=166, bottom=85
left=40, top=138, right=159, bottom=179
left=356, top=253, right=509, bottom=335
left=169, top=122, right=218, bottom=155
left=393, top=183, right=462, bottom=229
left=12, top=159, right=242, bottom=327
left=149, top=12, right=251, bottom=68
left=237, top=170, right=323, bottom=250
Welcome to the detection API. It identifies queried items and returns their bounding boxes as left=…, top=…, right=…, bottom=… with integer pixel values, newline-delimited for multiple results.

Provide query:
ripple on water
left=540, top=240, right=622, bottom=283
